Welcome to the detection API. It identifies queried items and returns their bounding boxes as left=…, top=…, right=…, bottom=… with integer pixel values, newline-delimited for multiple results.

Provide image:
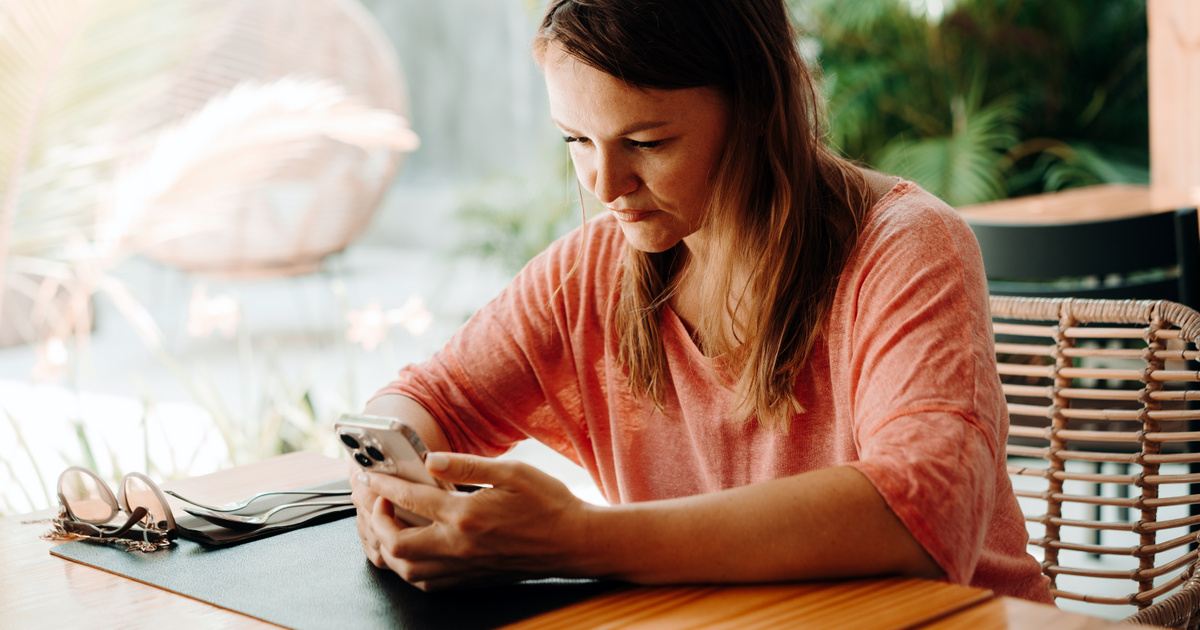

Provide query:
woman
left=351, top=0, right=1052, bottom=602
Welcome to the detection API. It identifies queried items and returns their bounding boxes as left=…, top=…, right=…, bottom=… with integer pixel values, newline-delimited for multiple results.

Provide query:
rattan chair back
left=993, top=295, right=1200, bottom=628
left=125, top=0, right=411, bottom=277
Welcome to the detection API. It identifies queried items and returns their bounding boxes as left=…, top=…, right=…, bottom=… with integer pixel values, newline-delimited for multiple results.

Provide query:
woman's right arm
left=362, top=394, right=452, bottom=453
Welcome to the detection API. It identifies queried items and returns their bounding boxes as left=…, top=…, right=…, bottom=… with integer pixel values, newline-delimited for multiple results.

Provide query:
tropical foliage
left=795, top=0, right=1149, bottom=206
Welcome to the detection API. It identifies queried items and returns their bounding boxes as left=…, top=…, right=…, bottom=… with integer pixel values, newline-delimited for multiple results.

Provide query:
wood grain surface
left=956, top=184, right=1200, bottom=225
left=0, top=452, right=1151, bottom=629
left=923, top=596, right=1162, bottom=630
left=501, top=577, right=992, bottom=630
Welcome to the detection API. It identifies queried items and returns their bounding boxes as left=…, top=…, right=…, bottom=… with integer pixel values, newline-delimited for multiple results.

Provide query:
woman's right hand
left=350, top=463, right=387, bottom=567
left=351, top=395, right=454, bottom=566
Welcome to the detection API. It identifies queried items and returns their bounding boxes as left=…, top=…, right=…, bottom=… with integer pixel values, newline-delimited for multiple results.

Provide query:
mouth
left=609, top=208, right=657, bottom=223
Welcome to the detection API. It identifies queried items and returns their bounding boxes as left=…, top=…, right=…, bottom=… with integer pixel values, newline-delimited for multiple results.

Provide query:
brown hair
left=535, top=0, right=872, bottom=429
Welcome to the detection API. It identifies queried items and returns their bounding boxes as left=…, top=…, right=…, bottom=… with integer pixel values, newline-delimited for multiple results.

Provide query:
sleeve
left=370, top=221, right=611, bottom=464
left=839, top=196, right=1006, bottom=586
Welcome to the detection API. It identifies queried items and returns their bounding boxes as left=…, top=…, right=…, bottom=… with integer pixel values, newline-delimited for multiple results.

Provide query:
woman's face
left=542, top=44, right=731, bottom=254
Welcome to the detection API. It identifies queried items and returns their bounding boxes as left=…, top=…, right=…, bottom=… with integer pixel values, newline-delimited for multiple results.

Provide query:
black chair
left=966, top=206, right=1200, bottom=551
left=967, top=207, right=1200, bottom=306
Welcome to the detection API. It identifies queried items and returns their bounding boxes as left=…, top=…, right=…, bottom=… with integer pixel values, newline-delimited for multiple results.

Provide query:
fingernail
left=357, top=471, right=370, bottom=485
left=426, top=452, right=449, bottom=472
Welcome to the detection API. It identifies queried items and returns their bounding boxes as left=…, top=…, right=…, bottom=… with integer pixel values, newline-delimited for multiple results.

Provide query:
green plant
left=0, top=294, right=355, bottom=516
left=102, top=276, right=352, bottom=466
left=454, top=150, right=601, bottom=274
left=796, top=0, right=1149, bottom=205
left=2, top=404, right=52, bottom=515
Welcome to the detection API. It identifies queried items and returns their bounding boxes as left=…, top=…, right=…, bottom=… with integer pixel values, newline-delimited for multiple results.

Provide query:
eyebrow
left=551, top=118, right=671, bottom=137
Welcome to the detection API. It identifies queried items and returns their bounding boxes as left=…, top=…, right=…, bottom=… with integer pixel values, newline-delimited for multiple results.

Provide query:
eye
left=562, top=135, right=590, bottom=145
left=629, top=139, right=665, bottom=149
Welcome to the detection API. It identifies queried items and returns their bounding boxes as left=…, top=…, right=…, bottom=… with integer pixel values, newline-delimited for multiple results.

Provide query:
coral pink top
left=376, top=181, right=1053, bottom=602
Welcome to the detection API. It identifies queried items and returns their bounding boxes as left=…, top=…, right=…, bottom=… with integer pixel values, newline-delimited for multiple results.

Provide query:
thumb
left=425, top=452, right=512, bottom=488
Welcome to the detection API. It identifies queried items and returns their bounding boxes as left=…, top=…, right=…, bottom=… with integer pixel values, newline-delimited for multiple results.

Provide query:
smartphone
left=334, top=413, right=451, bottom=526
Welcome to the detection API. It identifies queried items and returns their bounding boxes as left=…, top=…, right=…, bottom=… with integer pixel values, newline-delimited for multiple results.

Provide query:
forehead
left=542, top=43, right=726, bottom=134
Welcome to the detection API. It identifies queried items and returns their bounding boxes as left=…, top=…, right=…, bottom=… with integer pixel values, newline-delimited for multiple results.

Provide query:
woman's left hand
left=359, top=452, right=592, bottom=591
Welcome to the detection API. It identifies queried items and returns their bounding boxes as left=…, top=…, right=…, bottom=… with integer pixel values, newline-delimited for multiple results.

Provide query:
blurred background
left=0, top=0, right=1149, bottom=557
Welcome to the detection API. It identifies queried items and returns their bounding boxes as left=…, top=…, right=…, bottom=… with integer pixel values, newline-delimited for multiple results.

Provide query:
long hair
left=535, top=0, right=872, bottom=429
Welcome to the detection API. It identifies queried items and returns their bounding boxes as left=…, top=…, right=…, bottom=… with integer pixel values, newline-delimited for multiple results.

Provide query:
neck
left=669, top=237, right=751, bottom=353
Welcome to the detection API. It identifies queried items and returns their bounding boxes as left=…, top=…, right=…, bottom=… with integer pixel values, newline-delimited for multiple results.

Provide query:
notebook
left=52, top=515, right=620, bottom=629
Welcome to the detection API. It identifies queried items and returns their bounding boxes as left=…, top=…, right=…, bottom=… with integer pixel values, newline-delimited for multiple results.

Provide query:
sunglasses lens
left=58, top=469, right=116, bottom=524
left=121, top=475, right=170, bottom=529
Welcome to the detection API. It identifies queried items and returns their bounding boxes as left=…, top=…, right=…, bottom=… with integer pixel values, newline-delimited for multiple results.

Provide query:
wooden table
left=956, top=183, right=1200, bottom=224
left=0, top=452, right=1158, bottom=629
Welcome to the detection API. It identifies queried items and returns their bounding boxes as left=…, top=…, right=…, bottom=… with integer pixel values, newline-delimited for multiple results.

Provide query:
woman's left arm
left=359, top=452, right=941, bottom=591
left=577, top=463, right=943, bottom=584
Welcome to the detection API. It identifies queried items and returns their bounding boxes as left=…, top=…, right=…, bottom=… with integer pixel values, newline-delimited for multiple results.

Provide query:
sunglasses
left=49, top=466, right=176, bottom=551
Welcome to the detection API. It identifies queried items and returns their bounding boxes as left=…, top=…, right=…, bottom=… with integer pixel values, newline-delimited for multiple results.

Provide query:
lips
left=609, top=208, right=657, bottom=223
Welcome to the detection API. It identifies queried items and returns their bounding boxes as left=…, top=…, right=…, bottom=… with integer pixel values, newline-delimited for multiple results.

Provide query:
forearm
left=362, top=394, right=453, bottom=454
left=570, top=466, right=943, bottom=584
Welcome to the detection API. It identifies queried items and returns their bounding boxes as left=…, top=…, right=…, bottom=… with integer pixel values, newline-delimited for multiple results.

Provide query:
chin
left=619, top=231, right=679, bottom=254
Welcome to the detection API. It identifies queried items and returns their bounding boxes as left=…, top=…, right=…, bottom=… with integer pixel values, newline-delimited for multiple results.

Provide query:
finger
left=352, top=471, right=379, bottom=561
left=387, top=561, right=499, bottom=592
left=372, top=500, right=418, bottom=577
left=351, top=471, right=379, bottom=512
left=416, top=570, right=524, bottom=592
left=370, top=496, right=438, bottom=563
left=424, top=452, right=522, bottom=489
left=356, top=510, right=385, bottom=567
left=372, top=537, right=500, bottom=591
left=370, top=496, right=403, bottom=549
left=362, top=471, right=447, bottom=522
left=355, top=490, right=388, bottom=569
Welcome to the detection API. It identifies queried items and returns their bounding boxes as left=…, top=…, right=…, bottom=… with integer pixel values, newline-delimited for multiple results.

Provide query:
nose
left=586, top=149, right=639, bottom=205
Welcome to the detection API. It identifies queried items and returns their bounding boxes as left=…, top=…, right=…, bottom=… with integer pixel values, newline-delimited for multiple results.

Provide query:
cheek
left=650, top=159, right=706, bottom=202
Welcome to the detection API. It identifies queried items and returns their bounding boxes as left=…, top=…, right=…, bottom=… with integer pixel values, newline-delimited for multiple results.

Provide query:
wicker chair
left=125, top=0, right=413, bottom=277
left=973, top=208, right=1200, bottom=562
left=992, top=295, right=1200, bottom=628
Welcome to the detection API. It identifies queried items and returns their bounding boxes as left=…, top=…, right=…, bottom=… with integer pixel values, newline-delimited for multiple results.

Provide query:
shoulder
left=850, top=180, right=983, bottom=276
left=839, top=180, right=988, bottom=307
left=861, top=180, right=974, bottom=244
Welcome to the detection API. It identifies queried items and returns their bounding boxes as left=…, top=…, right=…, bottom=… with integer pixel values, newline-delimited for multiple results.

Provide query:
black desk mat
left=51, top=516, right=620, bottom=629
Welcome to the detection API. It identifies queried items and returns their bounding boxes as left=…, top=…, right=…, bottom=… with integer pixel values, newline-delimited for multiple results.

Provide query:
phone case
left=334, top=414, right=451, bottom=526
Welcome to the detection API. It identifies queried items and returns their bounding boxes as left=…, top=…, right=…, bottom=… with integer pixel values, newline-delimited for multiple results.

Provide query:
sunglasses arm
left=61, top=506, right=156, bottom=540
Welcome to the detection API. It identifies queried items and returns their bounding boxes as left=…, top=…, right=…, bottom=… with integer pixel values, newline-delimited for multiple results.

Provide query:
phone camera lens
left=354, top=453, right=373, bottom=467
left=365, top=446, right=385, bottom=461
left=340, top=434, right=360, bottom=449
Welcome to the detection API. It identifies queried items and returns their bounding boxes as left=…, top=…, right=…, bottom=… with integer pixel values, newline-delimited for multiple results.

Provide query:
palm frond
left=805, top=0, right=1148, bottom=202
left=877, top=94, right=1019, bottom=205
left=1026, top=142, right=1151, bottom=194
left=796, top=0, right=903, bottom=33
left=823, top=59, right=896, bottom=158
